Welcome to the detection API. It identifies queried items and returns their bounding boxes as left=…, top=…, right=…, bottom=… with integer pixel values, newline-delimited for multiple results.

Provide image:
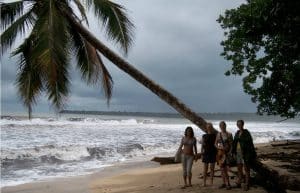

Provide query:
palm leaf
left=81, top=41, right=114, bottom=101
left=84, top=40, right=101, bottom=82
left=1, top=6, right=36, bottom=55
left=29, top=0, right=71, bottom=110
left=1, top=1, right=24, bottom=30
left=13, top=36, right=43, bottom=119
left=72, top=0, right=89, bottom=25
left=96, top=51, right=113, bottom=102
left=68, top=25, right=95, bottom=82
left=68, top=24, right=113, bottom=102
left=86, top=0, right=134, bottom=54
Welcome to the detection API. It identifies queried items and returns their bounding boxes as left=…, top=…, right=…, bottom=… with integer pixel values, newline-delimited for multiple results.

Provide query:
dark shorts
left=202, top=153, right=216, bottom=163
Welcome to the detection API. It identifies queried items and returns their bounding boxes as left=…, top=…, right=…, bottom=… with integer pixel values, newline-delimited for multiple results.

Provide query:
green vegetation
left=218, top=0, right=300, bottom=118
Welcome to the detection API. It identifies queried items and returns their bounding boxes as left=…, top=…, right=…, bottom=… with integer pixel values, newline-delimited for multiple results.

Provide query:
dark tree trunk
left=65, top=12, right=209, bottom=132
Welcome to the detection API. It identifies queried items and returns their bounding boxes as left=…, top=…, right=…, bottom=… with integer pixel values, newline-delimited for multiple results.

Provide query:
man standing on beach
left=232, top=120, right=256, bottom=191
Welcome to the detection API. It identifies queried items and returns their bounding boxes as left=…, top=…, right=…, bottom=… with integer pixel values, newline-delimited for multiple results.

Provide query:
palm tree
left=1, top=0, right=208, bottom=132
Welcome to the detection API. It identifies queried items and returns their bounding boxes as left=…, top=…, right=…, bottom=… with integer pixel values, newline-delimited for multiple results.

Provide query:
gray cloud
left=1, top=0, right=255, bottom=115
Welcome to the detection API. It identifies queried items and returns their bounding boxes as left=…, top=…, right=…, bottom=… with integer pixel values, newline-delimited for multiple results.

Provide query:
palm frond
left=83, top=43, right=113, bottom=102
left=1, top=1, right=24, bottom=30
left=68, top=25, right=113, bottom=102
left=13, top=36, right=43, bottom=119
left=84, top=40, right=102, bottom=82
left=1, top=7, right=36, bottom=55
left=68, top=25, right=96, bottom=82
left=96, top=51, right=113, bottom=102
left=86, top=0, right=134, bottom=54
left=72, top=0, right=88, bottom=25
left=29, top=0, right=71, bottom=110
left=82, top=40, right=114, bottom=101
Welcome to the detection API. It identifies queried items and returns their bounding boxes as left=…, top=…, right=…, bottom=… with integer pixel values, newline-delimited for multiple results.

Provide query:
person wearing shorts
left=232, top=120, right=256, bottom=191
left=215, top=121, right=233, bottom=190
left=201, top=123, right=217, bottom=186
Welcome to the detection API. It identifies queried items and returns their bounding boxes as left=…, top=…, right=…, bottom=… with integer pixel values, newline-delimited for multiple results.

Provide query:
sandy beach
left=5, top=141, right=300, bottom=193
left=1, top=160, right=267, bottom=193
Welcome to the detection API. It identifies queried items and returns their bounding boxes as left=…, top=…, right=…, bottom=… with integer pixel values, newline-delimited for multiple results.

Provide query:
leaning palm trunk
left=65, top=13, right=208, bottom=132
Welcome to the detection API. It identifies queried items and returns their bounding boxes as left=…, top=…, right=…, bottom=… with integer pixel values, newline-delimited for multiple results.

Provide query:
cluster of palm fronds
left=1, top=0, right=134, bottom=118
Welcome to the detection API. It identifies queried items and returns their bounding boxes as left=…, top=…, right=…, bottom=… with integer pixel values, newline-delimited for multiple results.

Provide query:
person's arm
left=228, top=133, right=234, bottom=153
left=201, top=135, right=205, bottom=154
left=178, top=137, right=184, bottom=151
left=194, top=137, right=198, bottom=160
left=231, top=132, right=238, bottom=155
left=214, top=133, right=220, bottom=149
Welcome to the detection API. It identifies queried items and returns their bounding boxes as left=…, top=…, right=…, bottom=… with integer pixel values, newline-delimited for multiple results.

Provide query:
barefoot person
left=215, top=121, right=233, bottom=190
left=232, top=120, right=256, bottom=191
left=178, top=126, right=197, bottom=188
left=201, top=123, right=217, bottom=186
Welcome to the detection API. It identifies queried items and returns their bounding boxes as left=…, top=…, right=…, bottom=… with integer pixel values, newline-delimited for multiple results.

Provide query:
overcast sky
left=1, top=0, right=257, bottom=115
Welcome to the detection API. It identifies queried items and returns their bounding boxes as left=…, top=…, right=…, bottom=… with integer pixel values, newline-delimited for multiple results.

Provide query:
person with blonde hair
left=215, top=121, right=233, bottom=190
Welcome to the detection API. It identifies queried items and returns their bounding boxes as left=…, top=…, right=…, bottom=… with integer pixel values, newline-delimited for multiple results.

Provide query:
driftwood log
left=151, top=153, right=202, bottom=165
left=270, top=140, right=300, bottom=147
left=151, top=157, right=178, bottom=165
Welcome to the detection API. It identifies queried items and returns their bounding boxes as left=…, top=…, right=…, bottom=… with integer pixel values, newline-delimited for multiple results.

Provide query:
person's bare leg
left=237, top=164, right=243, bottom=187
left=224, top=166, right=231, bottom=189
left=188, top=175, right=192, bottom=186
left=221, top=166, right=226, bottom=184
left=210, top=163, right=215, bottom=185
left=203, top=163, right=208, bottom=186
left=183, top=175, right=187, bottom=187
left=244, top=165, right=250, bottom=190
left=218, top=165, right=226, bottom=188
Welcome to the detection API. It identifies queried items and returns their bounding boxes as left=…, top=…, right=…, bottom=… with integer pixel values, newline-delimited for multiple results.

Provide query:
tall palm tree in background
left=1, top=0, right=208, bottom=131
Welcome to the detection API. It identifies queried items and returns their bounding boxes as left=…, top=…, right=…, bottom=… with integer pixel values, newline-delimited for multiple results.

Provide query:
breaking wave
left=1, top=115, right=299, bottom=187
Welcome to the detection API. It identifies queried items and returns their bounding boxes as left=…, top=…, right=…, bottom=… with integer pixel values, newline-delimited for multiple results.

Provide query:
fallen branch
left=151, top=153, right=202, bottom=165
left=270, top=140, right=300, bottom=147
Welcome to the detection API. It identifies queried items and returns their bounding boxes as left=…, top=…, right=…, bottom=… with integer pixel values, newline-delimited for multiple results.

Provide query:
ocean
left=1, top=113, right=299, bottom=187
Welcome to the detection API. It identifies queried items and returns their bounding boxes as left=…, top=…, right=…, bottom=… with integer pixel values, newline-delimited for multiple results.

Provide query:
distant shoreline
left=59, top=110, right=257, bottom=118
left=1, top=111, right=299, bottom=122
left=59, top=110, right=183, bottom=118
left=59, top=110, right=300, bottom=122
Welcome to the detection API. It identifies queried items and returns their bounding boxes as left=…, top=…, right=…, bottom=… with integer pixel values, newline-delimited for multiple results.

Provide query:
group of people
left=178, top=120, right=256, bottom=191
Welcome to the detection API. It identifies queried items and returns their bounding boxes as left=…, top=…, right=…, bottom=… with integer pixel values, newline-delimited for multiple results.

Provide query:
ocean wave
left=1, top=117, right=144, bottom=127
left=1, top=145, right=90, bottom=164
left=1, top=143, right=151, bottom=170
left=289, top=131, right=300, bottom=137
left=1, top=115, right=299, bottom=188
left=251, top=130, right=300, bottom=143
left=2, top=155, right=64, bottom=169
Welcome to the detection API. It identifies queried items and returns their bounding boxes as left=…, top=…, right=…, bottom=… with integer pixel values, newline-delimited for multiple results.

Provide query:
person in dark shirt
left=232, top=120, right=256, bottom=191
left=201, top=123, right=217, bottom=186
